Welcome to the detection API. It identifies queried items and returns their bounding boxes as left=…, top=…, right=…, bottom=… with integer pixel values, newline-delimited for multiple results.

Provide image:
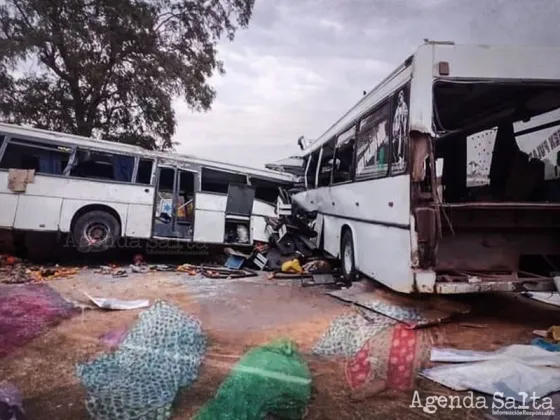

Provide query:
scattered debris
left=420, top=345, right=560, bottom=400
left=0, top=264, right=30, bottom=284
left=95, top=265, right=113, bottom=275
left=130, top=264, right=149, bottom=274
left=531, top=326, right=560, bottom=352
left=534, top=329, right=549, bottom=338
left=194, top=339, right=311, bottom=420
left=154, top=264, right=175, bottom=272
left=200, top=265, right=257, bottom=279
left=302, top=259, right=332, bottom=274
left=111, top=269, right=128, bottom=278
left=77, top=301, right=206, bottom=420
left=177, top=263, right=198, bottom=275
left=281, top=258, right=303, bottom=274
left=301, top=273, right=336, bottom=287
left=328, top=281, right=470, bottom=328
left=84, top=293, right=150, bottom=310
left=267, top=271, right=311, bottom=280
left=459, top=322, right=489, bottom=329
left=224, top=247, right=250, bottom=270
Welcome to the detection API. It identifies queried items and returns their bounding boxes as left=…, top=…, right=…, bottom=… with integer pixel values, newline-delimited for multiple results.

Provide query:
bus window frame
left=353, top=98, right=393, bottom=182
left=0, top=136, right=76, bottom=177
left=332, top=125, right=357, bottom=186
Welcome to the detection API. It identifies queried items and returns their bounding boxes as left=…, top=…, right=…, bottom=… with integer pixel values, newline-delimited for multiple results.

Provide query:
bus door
left=224, top=183, right=255, bottom=244
left=152, top=165, right=197, bottom=240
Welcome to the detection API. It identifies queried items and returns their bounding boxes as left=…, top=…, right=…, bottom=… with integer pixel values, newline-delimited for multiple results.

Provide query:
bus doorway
left=153, top=166, right=196, bottom=240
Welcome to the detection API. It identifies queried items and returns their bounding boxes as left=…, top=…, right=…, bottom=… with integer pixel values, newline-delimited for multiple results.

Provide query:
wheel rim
left=343, top=241, right=353, bottom=274
left=84, top=221, right=110, bottom=245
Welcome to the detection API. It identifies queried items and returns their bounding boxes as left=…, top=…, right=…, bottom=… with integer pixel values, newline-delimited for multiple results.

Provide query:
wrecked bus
left=284, top=41, right=560, bottom=294
left=0, top=123, right=295, bottom=254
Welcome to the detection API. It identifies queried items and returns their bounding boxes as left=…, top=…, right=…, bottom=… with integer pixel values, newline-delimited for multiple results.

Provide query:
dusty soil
left=2, top=270, right=560, bottom=420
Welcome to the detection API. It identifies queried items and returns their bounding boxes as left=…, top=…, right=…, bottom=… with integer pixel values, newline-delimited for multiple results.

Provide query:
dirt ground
left=2, top=270, right=560, bottom=420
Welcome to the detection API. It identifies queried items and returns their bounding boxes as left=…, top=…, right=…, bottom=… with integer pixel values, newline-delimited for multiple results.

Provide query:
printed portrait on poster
left=390, top=84, right=410, bottom=174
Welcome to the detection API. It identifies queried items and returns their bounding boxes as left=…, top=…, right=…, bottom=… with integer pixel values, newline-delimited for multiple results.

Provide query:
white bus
left=285, top=41, right=560, bottom=294
left=0, top=123, right=295, bottom=254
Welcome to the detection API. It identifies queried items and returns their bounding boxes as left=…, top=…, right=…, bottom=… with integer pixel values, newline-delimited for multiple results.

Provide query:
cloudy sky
left=174, top=0, right=560, bottom=169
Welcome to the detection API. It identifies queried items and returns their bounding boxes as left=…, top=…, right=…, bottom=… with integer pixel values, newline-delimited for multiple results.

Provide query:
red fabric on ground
left=0, top=284, right=76, bottom=358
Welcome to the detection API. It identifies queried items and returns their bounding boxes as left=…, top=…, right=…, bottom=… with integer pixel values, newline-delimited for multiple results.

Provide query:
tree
left=0, top=0, right=254, bottom=150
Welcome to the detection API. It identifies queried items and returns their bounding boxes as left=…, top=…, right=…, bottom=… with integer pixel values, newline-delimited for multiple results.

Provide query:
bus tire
left=73, top=210, right=120, bottom=253
left=341, top=229, right=357, bottom=285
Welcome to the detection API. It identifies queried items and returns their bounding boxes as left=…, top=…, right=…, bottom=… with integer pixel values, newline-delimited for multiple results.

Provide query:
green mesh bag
left=194, top=339, right=312, bottom=420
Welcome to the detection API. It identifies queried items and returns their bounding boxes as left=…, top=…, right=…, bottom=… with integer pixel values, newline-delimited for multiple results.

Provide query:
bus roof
left=0, top=122, right=296, bottom=183
left=301, top=41, right=560, bottom=156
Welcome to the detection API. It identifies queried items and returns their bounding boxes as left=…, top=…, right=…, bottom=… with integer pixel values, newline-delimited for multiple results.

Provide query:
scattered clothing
left=194, top=339, right=311, bottom=420
left=346, top=324, right=432, bottom=391
left=281, top=259, right=303, bottom=274
left=532, top=338, right=560, bottom=352
left=76, top=301, right=206, bottom=420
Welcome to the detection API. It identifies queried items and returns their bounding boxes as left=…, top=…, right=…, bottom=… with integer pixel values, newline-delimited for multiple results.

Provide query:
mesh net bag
left=194, top=339, right=311, bottom=420
left=76, top=300, right=206, bottom=420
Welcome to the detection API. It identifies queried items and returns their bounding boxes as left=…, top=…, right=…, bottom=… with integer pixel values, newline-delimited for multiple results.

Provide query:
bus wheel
left=73, top=211, right=120, bottom=253
left=341, top=230, right=356, bottom=285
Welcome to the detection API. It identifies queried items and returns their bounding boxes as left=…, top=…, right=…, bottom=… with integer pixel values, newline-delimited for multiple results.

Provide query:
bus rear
left=413, top=43, right=560, bottom=293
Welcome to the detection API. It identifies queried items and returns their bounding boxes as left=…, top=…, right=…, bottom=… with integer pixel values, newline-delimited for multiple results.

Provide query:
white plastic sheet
left=84, top=293, right=150, bottom=310
left=421, top=345, right=560, bottom=401
left=524, top=292, right=560, bottom=308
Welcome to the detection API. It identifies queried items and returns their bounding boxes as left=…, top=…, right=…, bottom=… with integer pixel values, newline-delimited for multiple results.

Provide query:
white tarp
left=84, top=293, right=150, bottom=310
left=420, top=345, right=560, bottom=401
left=524, top=292, right=560, bottom=308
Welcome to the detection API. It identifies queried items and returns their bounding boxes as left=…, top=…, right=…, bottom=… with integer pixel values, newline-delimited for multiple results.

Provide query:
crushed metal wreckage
left=220, top=189, right=340, bottom=286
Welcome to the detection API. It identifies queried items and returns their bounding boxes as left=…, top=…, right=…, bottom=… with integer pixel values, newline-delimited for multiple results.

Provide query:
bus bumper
left=415, top=271, right=557, bottom=294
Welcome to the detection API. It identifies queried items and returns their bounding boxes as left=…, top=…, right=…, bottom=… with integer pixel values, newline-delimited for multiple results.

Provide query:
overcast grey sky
left=173, top=0, right=560, bottom=168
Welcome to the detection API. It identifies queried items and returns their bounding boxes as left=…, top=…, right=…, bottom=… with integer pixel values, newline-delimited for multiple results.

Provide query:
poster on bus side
left=354, top=83, right=410, bottom=179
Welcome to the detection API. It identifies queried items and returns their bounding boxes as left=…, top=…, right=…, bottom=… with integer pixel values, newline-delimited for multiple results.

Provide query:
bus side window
left=305, top=151, right=319, bottom=189
left=201, top=167, right=247, bottom=194
left=70, top=149, right=134, bottom=182
left=136, top=159, right=154, bottom=184
left=333, top=125, right=357, bottom=184
left=318, top=139, right=336, bottom=187
left=0, top=137, right=71, bottom=175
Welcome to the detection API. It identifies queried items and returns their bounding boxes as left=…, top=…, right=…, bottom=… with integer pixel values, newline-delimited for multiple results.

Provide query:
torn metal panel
left=411, top=134, right=430, bottom=182
left=414, top=207, right=437, bottom=269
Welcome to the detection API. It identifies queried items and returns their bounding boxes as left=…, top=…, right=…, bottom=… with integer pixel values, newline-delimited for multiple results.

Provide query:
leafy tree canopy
left=0, top=0, right=254, bottom=150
